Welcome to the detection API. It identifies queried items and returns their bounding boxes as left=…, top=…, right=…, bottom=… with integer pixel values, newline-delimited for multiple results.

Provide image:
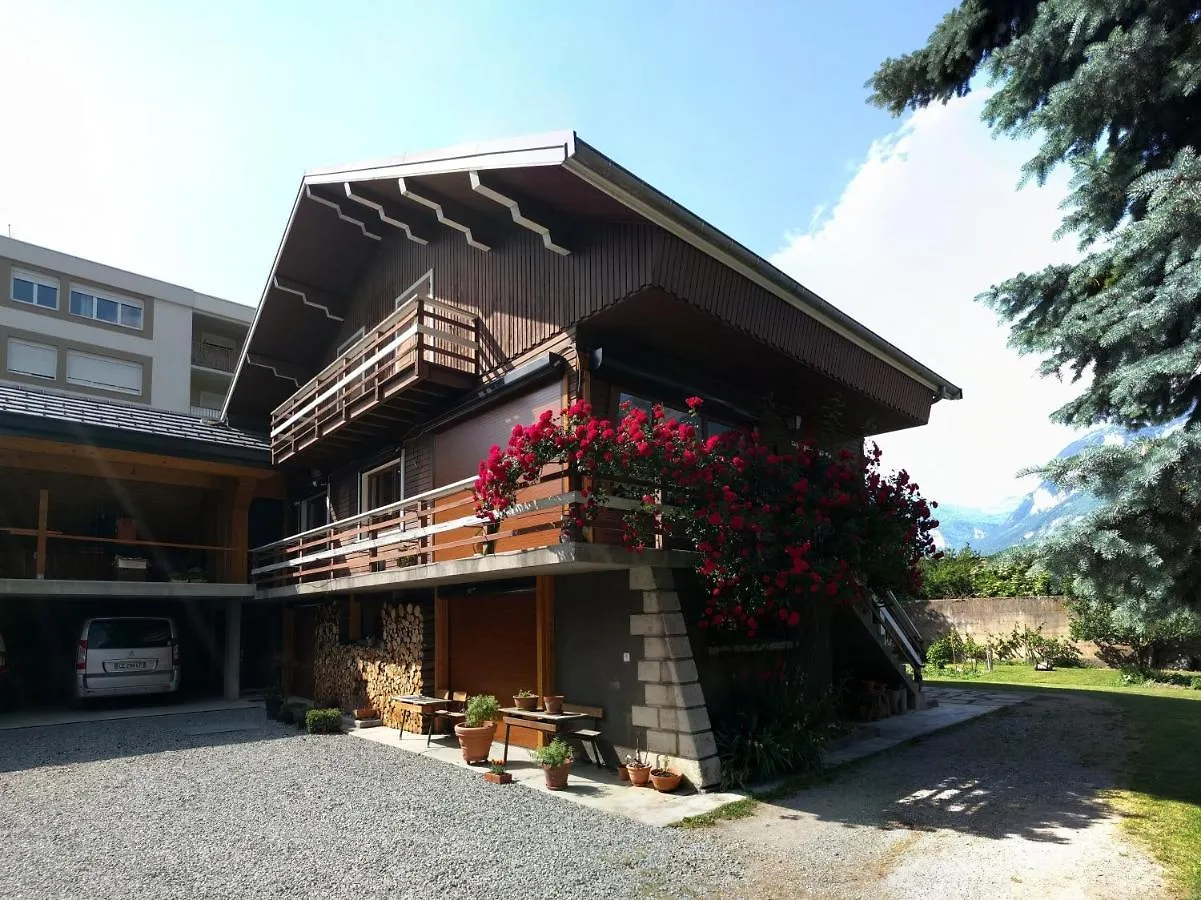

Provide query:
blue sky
left=0, top=1, right=1086, bottom=509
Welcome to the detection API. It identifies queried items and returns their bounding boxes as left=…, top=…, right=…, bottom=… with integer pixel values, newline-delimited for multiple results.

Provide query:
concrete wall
left=555, top=570, right=644, bottom=750
left=912, top=596, right=1104, bottom=661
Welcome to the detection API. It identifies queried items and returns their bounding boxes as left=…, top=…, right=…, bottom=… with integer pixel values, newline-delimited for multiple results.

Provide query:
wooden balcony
left=250, top=467, right=589, bottom=589
left=270, top=297, right=480, bottom=464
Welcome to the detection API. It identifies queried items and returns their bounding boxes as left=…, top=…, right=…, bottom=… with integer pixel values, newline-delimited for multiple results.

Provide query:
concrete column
left=223, top=599, right=242, bottom=700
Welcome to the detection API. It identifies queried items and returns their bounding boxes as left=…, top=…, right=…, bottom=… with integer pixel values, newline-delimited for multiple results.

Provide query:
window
left=336, top=327, right=365, bottom=358
left=65, top=350, right=143, bottom=395
left=296, top=492, right=329, bottom=531
left=87, top=619, right=172, bottom=649
left=6, top=338, right=58, bottom=380
left=360, top=455, right=405, bottom=513
left=11, top=270, right=59, bottom=310
left=69, top=285, right=144, bottom=330
left=618, top=391, right=735, bottom=439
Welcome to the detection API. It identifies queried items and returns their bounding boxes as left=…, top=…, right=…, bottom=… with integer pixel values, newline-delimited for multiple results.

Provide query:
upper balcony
left=191, top=341, right=237, bottom=374
left=270, top=296, right=480, bottom=465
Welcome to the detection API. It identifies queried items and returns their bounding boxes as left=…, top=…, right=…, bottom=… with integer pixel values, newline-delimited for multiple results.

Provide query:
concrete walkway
left=348, top=722, right=745, bottom=827
left=0, top=698, right=261, bottom=731
left=822, top=686, right=1027, bottom=768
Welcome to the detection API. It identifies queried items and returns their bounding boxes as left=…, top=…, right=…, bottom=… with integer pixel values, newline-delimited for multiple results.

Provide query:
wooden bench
left=562, top=703, right=606, bottom=768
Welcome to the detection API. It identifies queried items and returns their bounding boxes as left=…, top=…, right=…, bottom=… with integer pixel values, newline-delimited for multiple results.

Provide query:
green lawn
left=929, top=665, right=1201, bottom=898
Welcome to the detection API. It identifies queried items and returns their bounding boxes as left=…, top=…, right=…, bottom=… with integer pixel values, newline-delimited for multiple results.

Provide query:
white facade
left=0, top=236, right=253, bottom=416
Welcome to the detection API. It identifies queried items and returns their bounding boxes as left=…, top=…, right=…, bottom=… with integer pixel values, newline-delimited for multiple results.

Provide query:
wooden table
left=497, top=707, right=592, bottom=764
left=392, top=695, right=449, bottom=746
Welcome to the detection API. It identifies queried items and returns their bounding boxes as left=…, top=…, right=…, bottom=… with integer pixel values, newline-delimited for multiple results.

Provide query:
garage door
left=447, top=591, right=539, bottom=748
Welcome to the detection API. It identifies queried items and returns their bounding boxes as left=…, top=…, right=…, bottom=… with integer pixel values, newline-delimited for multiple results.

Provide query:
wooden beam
left=282, top=607, right=296, bottom=696
left=434, top=591, right=449, bottom=695
left=536, top=575, right=555, bottom=697
left=397, top=178, right=496, bottom=251
left=304, top=184, right=383, bottom=240
left=469, top=171, right=571, bottom=254
left=0, top=435, right=276, bottom=482
left=0, top=448, right=227, bottom=490
left=348, top=596, right=362, bottom=641
left=35, top=489, right=48, bottom=580
left=343, top=183, right=433, bottom=245
left=227, top=477, right=256, bottom=583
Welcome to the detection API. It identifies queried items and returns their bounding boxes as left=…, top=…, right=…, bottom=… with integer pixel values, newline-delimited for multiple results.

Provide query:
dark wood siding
left=327, top=221, right=931, bottom=424
left=405, top=435, right=434, bottom=498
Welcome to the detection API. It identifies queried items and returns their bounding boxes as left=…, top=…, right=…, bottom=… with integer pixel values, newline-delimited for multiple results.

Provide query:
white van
left=75, top=617, right=180, bottom=700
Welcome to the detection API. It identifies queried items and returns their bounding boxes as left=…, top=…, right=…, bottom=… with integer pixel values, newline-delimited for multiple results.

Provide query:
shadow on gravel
left=0, top=714, right=296, bottom=774
left=760, top=694, right=1128, bottom=844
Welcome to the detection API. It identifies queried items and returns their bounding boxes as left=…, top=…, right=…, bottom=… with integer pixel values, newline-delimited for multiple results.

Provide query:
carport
left=0, top=580, right=257, bottom=709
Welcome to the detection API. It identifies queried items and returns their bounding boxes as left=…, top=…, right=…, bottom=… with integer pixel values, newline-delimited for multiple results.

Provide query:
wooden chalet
left=223, top=132, right=961, bottom=786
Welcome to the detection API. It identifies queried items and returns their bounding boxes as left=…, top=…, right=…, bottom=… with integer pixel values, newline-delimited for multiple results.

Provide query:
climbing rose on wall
left=475, top=400, right=940, bottom=639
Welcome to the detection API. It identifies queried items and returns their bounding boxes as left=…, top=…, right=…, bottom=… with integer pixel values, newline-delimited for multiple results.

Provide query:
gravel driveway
left=713, top=693, right=1166, bottom=899
left=0, top=708, right=740, bottom=899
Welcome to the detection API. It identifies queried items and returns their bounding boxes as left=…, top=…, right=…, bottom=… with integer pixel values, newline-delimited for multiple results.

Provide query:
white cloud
left=770, top=93, right=1085, bottom=509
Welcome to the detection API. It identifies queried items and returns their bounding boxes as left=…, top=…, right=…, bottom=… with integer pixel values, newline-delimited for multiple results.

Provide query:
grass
left=929, top=664, right=1201, bottom=898
left=671, top=769, right=836, bottom=830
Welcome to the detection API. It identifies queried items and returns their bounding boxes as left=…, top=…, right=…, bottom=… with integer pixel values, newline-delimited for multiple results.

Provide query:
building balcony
left=270, top=297, right=480, bottom=465
left=249, top=466, right=636, bottom=590
left=191, top=341, right=237, bottom=373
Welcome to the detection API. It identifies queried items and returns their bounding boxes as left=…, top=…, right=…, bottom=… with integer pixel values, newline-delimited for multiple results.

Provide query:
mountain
left=931, top=419, right=1182, bottom=555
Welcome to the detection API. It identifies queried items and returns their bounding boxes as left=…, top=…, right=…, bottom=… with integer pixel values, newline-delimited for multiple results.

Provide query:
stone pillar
left=628, top=567, right=721, bottom=789
left=223, top=599, right=242, bottom=701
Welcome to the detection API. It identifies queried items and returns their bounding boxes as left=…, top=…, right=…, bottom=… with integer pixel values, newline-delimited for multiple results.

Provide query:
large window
left=6, top=338, right=57, bottom=380
left=65, top=349, right=143, bottom=395
left=618, top=392, right=735, bottom=439
left=296, top=492, right=329, bottom=531
left=360, top=456, right=405, bottom=513
left=11, top=270, right=59, bottom=310
left=69, top=284, right=144, bottom=330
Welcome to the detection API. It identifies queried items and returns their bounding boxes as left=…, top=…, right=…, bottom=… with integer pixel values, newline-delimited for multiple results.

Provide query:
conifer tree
left=870, top=1, right=1201, bottom=628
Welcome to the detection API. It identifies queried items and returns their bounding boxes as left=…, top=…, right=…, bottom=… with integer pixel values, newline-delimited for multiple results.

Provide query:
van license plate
left=111, top=660, right=149, bottom=672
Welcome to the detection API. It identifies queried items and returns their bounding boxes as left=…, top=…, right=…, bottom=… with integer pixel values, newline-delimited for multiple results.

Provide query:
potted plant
left=455, top=694, right=500, bottom=763
left=542, top=693, right=565, bottom=715
left=513, top=689, right=538, bottom=711
left=265, top=688, right=284, bottom=720
left=484, top=759, right=512, bottom=785
left=532, top=737, right=574, bottom=790
left=651, top=755, right=683, bottom=792
left=624, top=746, right=652, bottom=787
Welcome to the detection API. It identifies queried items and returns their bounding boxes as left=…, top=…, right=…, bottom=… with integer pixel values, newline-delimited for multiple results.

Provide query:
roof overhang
left=224, top=132, right=961, bottom=421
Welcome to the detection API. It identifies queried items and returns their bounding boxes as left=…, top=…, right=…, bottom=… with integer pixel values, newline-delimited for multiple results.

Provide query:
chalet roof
left=0, top=382, right=269, bottom=465
left=226, top=132, right=962, bottom=421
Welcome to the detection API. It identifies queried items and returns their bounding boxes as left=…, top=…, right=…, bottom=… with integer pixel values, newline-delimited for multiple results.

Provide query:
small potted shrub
left=532, top=737, right=574, bottom=790
left=650, top=756, right=683, bottom=792
left=513, top=689, right=538, bottom=711
left=484, top=759, right=512, bottom=785
left=625, top=749, right=651, bottom=787
left=542, top=693, right=565, bottom=715
left=264, top=688, right=284, bottom=720
left=305, top=708, right=343, bottom=735
left=455, top=694, right=500, bottom=763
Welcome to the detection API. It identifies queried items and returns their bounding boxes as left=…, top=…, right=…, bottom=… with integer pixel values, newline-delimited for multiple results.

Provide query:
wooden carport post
left=35, top=489, right=49, bottom=579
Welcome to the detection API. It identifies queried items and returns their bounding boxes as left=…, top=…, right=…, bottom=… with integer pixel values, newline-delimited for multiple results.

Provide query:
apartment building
left=0, top=235, right=252, bottom=417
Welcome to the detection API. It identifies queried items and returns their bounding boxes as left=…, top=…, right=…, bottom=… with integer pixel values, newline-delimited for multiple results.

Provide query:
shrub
left=465, top=694, right=500, bottom=727
left=279, top=704, right=296, bottom=725
left=305, top=708, right=342, bottom=734
left=514, top=689, right=535, bottom=698
left=1191, top=676, right=1201, bottom=691
left=714, top=664, right=835, bottom=789
left=919, top=547, right=1059, bottom=599
left=925, top=629, right=986, bottom=670
left=989, top=624, right=1081, bottom=667
left=531, top=737, right=573, bottom=768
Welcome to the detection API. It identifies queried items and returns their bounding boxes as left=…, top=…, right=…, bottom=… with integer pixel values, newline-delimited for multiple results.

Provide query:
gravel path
left=0, top=709, right=740, bottom=899
left=713, top=693, right=1166, bottom=899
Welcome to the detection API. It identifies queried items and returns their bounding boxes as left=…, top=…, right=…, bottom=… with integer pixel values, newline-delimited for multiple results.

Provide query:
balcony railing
left=270, top=296, right=479, bottom=463
left=190, top=405, right=223, bottom=419
left=251, top=466, right=590, bottom=588
left=191, top=342, right=237, bottom=373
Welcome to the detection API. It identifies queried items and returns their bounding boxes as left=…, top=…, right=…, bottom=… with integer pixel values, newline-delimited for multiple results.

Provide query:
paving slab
left=349, top=724, right=744, bottom=827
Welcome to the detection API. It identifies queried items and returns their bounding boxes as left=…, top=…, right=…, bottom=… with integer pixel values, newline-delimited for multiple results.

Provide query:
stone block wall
left=628, top=566, right=722, bottom=789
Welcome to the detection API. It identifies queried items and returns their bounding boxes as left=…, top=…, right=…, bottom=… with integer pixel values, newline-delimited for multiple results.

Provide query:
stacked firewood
left=313, top=602, right=425, bottom=730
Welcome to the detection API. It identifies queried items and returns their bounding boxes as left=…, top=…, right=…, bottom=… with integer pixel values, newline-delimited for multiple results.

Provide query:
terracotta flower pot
left=542, top=695, right=565, bottom=715
left=454, top=722, right=496, bottom=763
left=618, top=765, right=630, bottom=782
left=484, top=772, right=513, bottom=785
left=651, top=769, right=683, bottom=792
left=543, top=760, right=572, bottom=791
left=627, top=763, right=652, bottom=786
left=513, top=695, right=538, bottom=711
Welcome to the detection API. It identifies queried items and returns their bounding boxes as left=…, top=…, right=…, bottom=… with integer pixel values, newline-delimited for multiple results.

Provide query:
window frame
left=64, top=348, right=144, bottom=396
left=360, top=454, right=405, bottom=513
left=296, top=490, right=330, bottom=532
left=617, top=390, right=739, bottom=439
left=68, top=283, right=145, bottom=331
left=6, top=337, right=59, bottom=381
left=11, top=269, right=60, bottom=311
